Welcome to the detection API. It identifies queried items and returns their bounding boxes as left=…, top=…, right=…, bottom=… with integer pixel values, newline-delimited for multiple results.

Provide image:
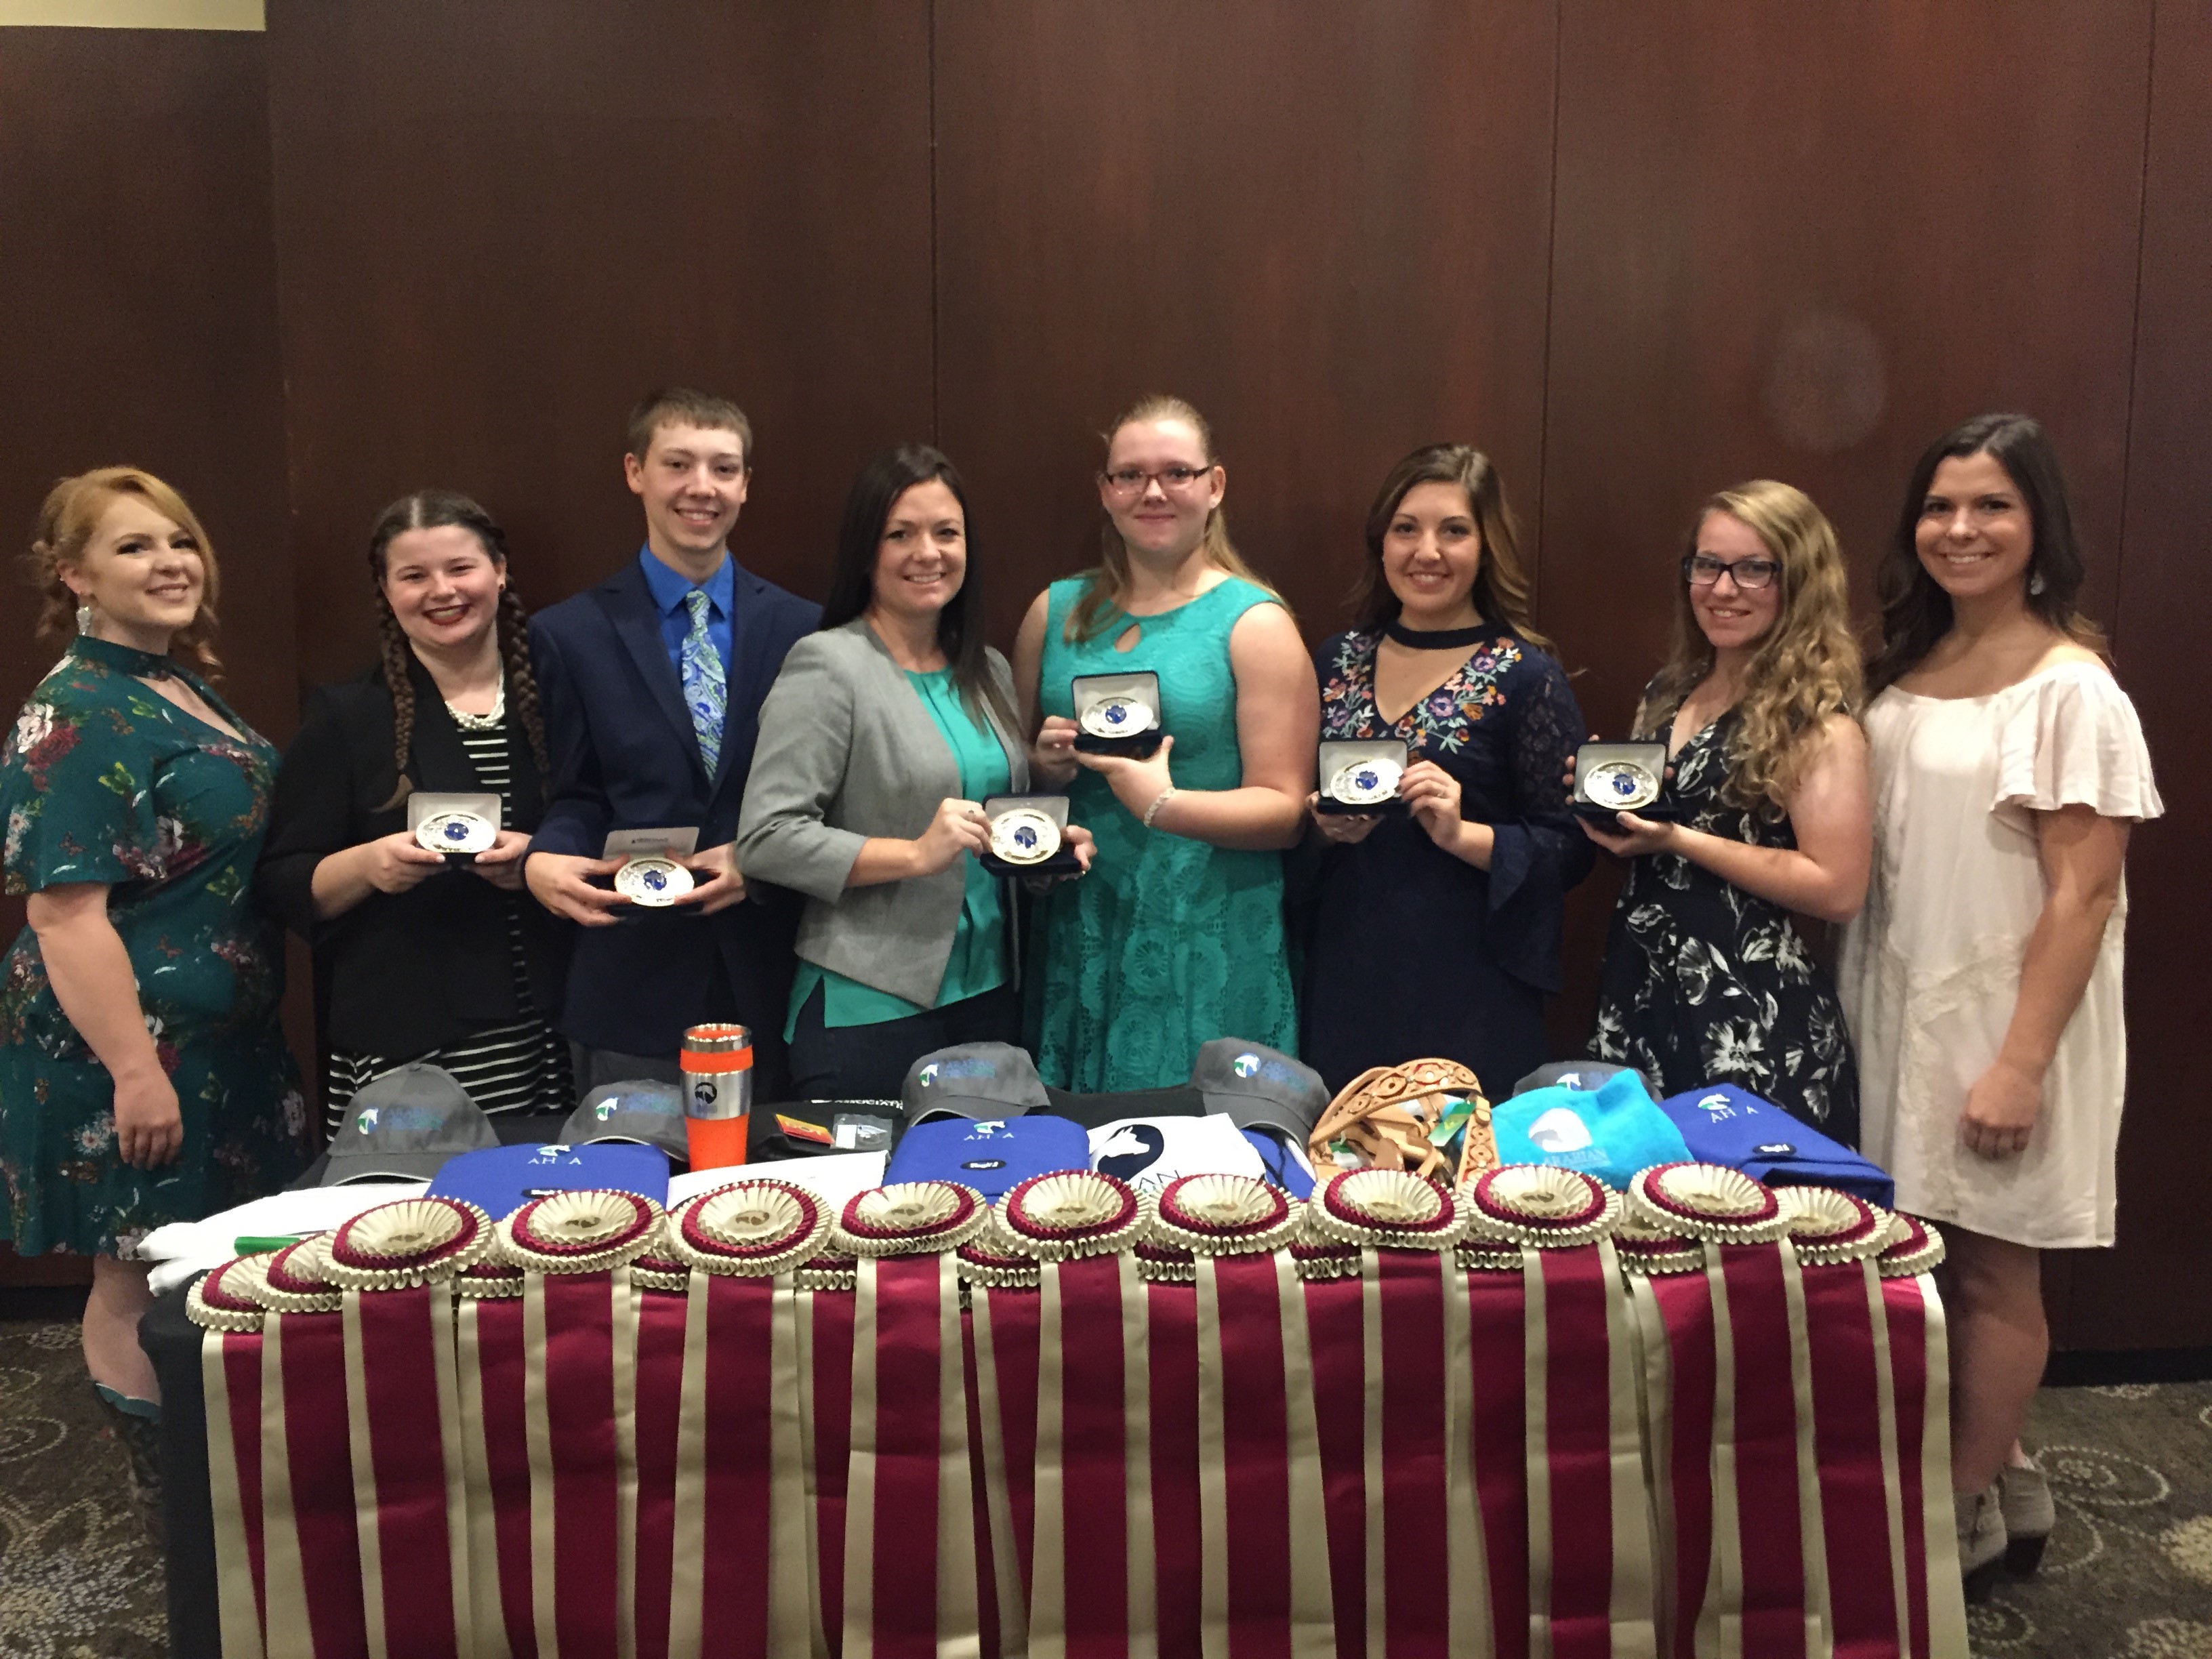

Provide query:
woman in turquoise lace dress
left=1015, top=395, right=1319, bottom=1089
left=1, top=469, right=305, bottom=1485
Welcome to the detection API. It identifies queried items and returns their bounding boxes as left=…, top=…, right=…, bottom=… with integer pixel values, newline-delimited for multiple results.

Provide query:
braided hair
left=366, top=490, right=550, bottom=798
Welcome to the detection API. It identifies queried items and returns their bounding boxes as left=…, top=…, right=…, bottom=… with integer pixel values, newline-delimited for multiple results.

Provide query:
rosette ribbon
left=252, top=1233, right=373, bottom=1659
left=324, top=1197, right=493, bottom=1659
left=661, top=1180, right=827, bottom=1659
left=187, top=1254, right=274, bottom=1659
left=1303, top=1170, right=1487, bottom=1658
left=1776, top=1186, right=1904, bottom=1658
left=1465, top=1164, right=1652, bottom=1659
left=1629, top=1163, right=1817, bottom=1659
left=497, top=1188, right=663, bottom=1659
left=1872, top=1216, right=1968, bottom=1658
left=997, top=1172, right=1153, bottom=1659
left=1149, top=1173, right=1335, bottom=1658
left=833, top=1182, right=989, bottom=1658
left=453, top=1259, right=535, bottom=1659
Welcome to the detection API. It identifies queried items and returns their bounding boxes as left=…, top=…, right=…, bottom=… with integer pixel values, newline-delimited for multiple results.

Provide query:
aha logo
left=691, top=1081, right=718, bottom=1111
left=918, top=1058, right=996, bottom=1088
left=595, top=1101, right=618, bottom=1121
left=1233, top=1053, right=1261, bottom=1079
left=355, top=1107, right=378, bottom=1135
left=1526, top=1108, right=1594, bottom=1154
left=1698, top=1092, right=1736, bottom=1120
left=970, top=1120, right=1006, bottom=1137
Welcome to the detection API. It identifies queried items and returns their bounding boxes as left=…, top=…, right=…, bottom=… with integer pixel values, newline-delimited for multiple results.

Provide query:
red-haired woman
left=259, top=491, right=571, bottom=1136
left=1, top=468, right=307, bottom=1517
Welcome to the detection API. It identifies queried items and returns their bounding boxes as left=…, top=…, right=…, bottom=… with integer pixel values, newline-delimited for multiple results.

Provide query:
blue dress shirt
left=637, top=546, right=735, bottom=677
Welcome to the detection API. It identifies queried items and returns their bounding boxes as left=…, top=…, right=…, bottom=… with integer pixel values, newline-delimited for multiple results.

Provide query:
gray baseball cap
left=1190, top=1038, right=1329, bottom=1141
left=320, top=1063, right=499, bottom=1185
left=901, top=1043, right=1051, bottom=1124
left=564, top=1080, right=688, bottom=1162
left=1512, top=1059, right=1657, bottom=1100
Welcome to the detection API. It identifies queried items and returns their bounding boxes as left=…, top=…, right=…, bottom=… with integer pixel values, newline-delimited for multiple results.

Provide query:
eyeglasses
left=1101, top=463, right=1217, bottom=499
left=1681, top=552, right=1781, bottom=590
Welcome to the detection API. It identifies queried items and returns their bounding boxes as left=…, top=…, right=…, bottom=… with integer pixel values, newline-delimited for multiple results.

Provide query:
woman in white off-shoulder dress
left=1841, top=414, right=2162, bottom=1593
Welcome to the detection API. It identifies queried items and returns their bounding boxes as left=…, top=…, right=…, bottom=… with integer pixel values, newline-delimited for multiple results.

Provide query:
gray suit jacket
left=735, top=618, right=1029, bottom=1008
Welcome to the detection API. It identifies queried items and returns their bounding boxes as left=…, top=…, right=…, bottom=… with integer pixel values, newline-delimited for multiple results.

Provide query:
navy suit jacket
left=529, top=555, right=819, bottom=1071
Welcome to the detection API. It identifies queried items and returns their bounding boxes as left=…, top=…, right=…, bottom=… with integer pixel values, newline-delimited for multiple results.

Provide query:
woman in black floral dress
left=1586, top=480, right=1870, bottom=1139
left=1300, top=445, right=1591, bottom=1095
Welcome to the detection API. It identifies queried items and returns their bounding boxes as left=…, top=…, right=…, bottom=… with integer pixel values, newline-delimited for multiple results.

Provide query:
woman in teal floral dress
left=1, top=468, right=305, bottom=1454
left=1014, top=395, right=1318, bottom=1089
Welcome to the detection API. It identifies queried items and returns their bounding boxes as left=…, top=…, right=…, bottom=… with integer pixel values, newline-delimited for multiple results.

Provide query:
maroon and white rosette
left=663, top=1179, right=830, bottom=1277
left=1612, top=1212, right=1706, bottom=1277
left=1157, top=1172, right=1334, bottom=1654
left=1462, top=1163, right=1622, bottom=1250
left=258, top=1233, right=344, bottom=1314
left=1145, top=1171, right=1303, bottom=1256
left=192, top=1256, right=274, bottom=1659
left=1780, top=1187, right=1904, bottom=1657
left=188, top=1252, right=273, bottom=1334
left=1304, top=1167, right=1471, bottom=1252
left=495, top=1186, right=664, bottom=1273
left=1468, top=1165, right=1653, bottom=1656
left=1876, top=1212, right=1946, bottom=1279
left=998, top=1168, right=1148, bottom=1261
left=333, top=1200, right=490, bottom=1657
left=996, top=1172, right=1155, bottom=1655
left=630, top=1249, right=693, bottom=1296
left=499, top=1190, right=660, bottom=1658
left=1631, top=1165, right=1812, bottom=1659
left=1627, top=1162, right=1788, bottom=1246
left=832, top=1179, right=989, bottom=1257
left=838, top=1185, right=983, bottom=1657
left=253, top=1233, right=369, bottom=1658
left=1870, top=1213, right=1967, bottom=1655
left=1776, top=1185, right=1892, bottom=1268
left=661, top=1184, right=819, bottom=1659
left=323, top=1195, right=491, bottom=1290
left=957, top=1214, right=1042, bottom=1291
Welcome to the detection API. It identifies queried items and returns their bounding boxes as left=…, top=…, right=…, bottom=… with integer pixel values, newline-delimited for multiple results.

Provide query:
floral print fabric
left=1, top=636, right=306, bottom=1254
left=1591, top=693, right=1859, bottom=1141
left=1301, top=626, right=1590, bottom=1095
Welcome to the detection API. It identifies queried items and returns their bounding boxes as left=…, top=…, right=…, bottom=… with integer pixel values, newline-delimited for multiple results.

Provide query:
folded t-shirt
left=1492, top=1069, right=1692, bottom=1189
left=1088, top=1113, right=1266, bottom=1198
left=884, top=1113, right=1090, bottom=1201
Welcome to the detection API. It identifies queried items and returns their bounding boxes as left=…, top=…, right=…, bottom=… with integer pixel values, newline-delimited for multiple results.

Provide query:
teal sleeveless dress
left=1029, top=575, right=1298, bottom=1090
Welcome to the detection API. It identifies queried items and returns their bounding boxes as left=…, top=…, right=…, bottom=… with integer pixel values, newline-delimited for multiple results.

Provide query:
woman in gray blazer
left=737, top=445, right=1091, bottom=1099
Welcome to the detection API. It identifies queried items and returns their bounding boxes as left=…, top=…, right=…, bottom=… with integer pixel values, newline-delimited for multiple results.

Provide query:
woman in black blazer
left=259, top=491, right=570, bottom=1134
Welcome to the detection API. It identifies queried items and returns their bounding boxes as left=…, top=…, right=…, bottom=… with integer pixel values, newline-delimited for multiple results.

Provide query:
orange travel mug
left=681, top=1023, right=753, bottom=1170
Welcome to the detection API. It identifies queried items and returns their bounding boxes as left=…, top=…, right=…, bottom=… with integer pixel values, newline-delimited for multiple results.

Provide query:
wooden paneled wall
left=3, top=2, right=2205, bottom=1346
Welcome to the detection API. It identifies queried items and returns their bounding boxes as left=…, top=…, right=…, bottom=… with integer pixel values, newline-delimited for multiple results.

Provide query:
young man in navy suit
left=526, top=388, right=819, bottom=1095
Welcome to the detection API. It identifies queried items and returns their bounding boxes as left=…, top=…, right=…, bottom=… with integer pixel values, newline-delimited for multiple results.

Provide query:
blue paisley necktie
left=680, top=588, right=726, bottom=772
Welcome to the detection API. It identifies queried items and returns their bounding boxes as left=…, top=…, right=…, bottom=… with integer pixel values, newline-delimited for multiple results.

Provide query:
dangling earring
left=75, top=600, right=95, bottom=634
left=2028, top=571, right=2047, bottom=597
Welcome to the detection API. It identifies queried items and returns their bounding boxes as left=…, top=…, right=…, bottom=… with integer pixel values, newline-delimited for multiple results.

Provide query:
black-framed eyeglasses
left=1681, top=552, right=1781, bottom=590
left=1101, top=463, right=1217, bottom=499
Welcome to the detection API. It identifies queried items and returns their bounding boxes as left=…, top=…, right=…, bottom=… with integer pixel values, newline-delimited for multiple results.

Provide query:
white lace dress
left=1839, top=662, right=2162, bottom=1248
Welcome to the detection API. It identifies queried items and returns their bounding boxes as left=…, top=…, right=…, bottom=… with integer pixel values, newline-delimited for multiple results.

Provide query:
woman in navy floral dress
left=1300, top=446, right=1591, bottom=1095
left=0, top=469, right=305, bottom=1478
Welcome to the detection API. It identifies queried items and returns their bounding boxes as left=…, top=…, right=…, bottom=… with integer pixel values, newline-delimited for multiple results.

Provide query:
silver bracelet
left=1142, top=785, right=1179, bottom=830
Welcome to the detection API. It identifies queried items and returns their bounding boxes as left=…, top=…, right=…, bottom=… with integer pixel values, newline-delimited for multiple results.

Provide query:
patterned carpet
left=0, top=1299, right=2205, bottom=1656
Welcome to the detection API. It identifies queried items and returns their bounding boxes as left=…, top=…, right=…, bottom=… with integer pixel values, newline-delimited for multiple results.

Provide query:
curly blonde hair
left=24, top=467, right=224, bottom=679
left=1635, top=480, right=1860, bottom=819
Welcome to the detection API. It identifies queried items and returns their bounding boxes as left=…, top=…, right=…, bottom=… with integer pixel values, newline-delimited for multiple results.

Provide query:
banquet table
left=151, top=1158, right=1967, bottom=1659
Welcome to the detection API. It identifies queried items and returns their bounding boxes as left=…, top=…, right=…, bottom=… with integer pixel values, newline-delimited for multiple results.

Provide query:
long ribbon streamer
left=342, top=1282, right=473, bottom=1659
left=1147, top=1279, right=1204, bottom=1659
left=1800, top=1260, right=1894, bottom=1658
left=1465, top=1261, right=1531, bottom=1659
left=203, top=1328, right=269, bottom=1659
left=969, top=1288, right=1036, bottom=1657
left=632, top=1281, right=690, bottom=1659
